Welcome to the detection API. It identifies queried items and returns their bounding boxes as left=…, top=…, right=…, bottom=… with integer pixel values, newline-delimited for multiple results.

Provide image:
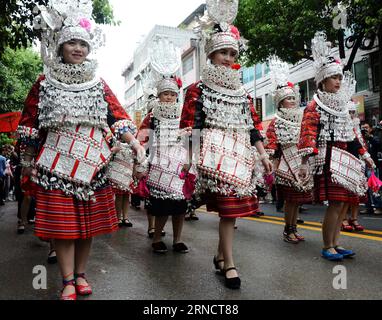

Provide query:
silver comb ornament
left=206, top=0, right=239, bottom=31
left=311, top=31, right=332, bottom=73
left=149, top=38, right=181, bottom=80
left=269, top=55, right=290, bottom=90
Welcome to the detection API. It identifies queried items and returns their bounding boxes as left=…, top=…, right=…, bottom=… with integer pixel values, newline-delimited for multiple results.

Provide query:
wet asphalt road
left=1, top=200, right=382, bottom=300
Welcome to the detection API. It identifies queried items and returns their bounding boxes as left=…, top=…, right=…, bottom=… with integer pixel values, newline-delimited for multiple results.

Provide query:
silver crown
left=194, top=0, right=247, bottom=57
left=269, top=56, right=300, bottom=107
left=311, top=31, right=343, bottom=85
left=149, top=38, right=182, bottom=95
left=33, top=0, right=105, bottom=67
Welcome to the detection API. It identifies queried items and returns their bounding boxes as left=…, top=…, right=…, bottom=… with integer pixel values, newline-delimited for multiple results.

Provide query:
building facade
left=242, top=43, right=380, bottom=128
left=121, top=25, right=199, bottom=124
left=122, top=4, right=380, bottom=128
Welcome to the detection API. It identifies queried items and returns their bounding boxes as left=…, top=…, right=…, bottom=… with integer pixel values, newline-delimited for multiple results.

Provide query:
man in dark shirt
left=361, top=122, right=382, bottom=214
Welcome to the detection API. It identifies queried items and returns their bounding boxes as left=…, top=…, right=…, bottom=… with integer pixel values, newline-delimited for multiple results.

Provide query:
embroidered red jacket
left=180, top=82, right=263, bottom=144
left=297, top=100, right=367, bottom=157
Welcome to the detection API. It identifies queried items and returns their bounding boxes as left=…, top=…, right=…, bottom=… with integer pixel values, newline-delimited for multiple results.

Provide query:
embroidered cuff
left=17, top=126, right=41, bottom=148
left=111, top=119, right=137, bottom=140
left=17, top=126, right=39, bottom=140
left=361, top=152, right=371, bottom=160
left=298, top=147, right=318, bottom=157
left=358, top=148, right=367, bottom=156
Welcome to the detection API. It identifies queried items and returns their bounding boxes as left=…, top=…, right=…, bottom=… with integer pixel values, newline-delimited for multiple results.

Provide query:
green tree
left=0, top=133, right=16, bottom=149
left=0, top=0, right=118, bottom=57
left=0, top=47, right=43, bottom=113
left=236, top=0, right=382, bottom=116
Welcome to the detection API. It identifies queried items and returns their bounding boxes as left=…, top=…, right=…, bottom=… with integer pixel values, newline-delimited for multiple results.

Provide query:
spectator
left=361, top=122, right=382, bottom=214
left=0, top=147, right=7, bottom=205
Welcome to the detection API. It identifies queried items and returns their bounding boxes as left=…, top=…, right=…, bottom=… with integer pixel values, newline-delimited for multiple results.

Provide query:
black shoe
left=122, top=219, right=133, bottom=227
left=224, top=267, right=241, bottom=289
left=190, top=212, right=199, bottom=220
left=148, top=229, right=165, bottom=238
left=297, top=218, right=304, bottom=224
left=172, top=242, right=189, bottom=253
left=47, top=250, right=57, bottom=264
left=0, top=201, right=5, bottom=206
left=152, top=241, right=167, bottom=253
left=17, top=221, right=25, bottom=234
left=148, top=228, right=155, bottom=238
left=118, top=219, right=124, bottom=227
left=213, top=256, right=224, bottom=275
left=299, top=206, right=308, bottom=212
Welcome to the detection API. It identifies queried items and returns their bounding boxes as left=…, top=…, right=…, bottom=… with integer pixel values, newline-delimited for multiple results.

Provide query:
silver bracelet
left=135, top=161, right=148, bottom=173
left=20, top=159, right=35, bottom=168
left=361, top=152, right=371, bottom=160
left=128, top=139, right=139, bottom=148
left=259, top=153, right=270, bottom=161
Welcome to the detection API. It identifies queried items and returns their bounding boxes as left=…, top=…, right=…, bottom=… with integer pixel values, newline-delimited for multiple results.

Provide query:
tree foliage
left=0, top=47, right=43, bottom=113
left=236, top=0, right=382, bottom=116
left=0, top=0, right=118, bottom=57
left=236, top=0, right=382, bottom=65
left=235, top=0, right=338, bottom=65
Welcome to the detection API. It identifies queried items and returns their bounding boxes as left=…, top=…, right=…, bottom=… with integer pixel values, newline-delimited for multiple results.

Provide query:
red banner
left=0, top=112, right=21, bottom=133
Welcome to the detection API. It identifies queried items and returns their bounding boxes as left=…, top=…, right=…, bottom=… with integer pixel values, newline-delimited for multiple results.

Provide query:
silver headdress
left=342, top=71, right=358, bottom=111
left=269, top=56, right=300, bottom=107
left=195, top=0, right=247, bottom=58
left=149, top=38, right=182, bottom=96
left=33, top=0, right=105, bottom=67
left=311, top=31, right=343, bottom=85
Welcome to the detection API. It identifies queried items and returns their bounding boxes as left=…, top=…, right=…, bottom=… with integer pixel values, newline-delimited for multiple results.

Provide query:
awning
left=0, top=112, right=22, bottom=133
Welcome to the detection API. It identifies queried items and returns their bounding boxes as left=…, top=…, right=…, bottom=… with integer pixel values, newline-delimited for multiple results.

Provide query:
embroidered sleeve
left=298, top=101, right=320, bottom=156
left=137, top=113, right=152, bottom=148
left=17, top=75, right=45, bottom=149
left=180, top=82, right=203, bottom=129
left=248, top=95, right=264, bottom=144
left=352, top=127, right=368, bottom=156
left=103, top=80, right=137, bottom=139
left=264, top=119, right=279, bottom=157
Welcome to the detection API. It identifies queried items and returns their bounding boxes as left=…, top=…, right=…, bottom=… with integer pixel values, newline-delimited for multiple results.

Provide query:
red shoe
left=283, top=225, right=299, bottom=244
left=75, top=273, right=93, bottom=296
left=293, top=225, right=305, bottom=241
left=60, top=279, right=77, bottom=301
left=341, top=220, right=354, bottom=232
left=349, top=219, right=364, bottom=232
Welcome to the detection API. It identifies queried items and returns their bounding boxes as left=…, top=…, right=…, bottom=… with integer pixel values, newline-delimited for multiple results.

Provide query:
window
left=298, top=80, right=308, bottom=107
left=255, top=64, right=263, bottom=80
left=371, top=52, right=379, bottom=92
left=264, top=63, right=270, bottom=75
left=354, top=59, right=369, bottom=92
left=182, top=54, right=194, bottom=75
left=242, top=66, right=254, bottom=84
left=265, top=94, right=276, bottom=117
left=125, top=85, right=135, bottom=100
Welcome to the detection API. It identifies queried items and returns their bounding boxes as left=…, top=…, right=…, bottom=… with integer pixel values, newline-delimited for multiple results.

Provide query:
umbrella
left=0, top=112, right=22, bottom=133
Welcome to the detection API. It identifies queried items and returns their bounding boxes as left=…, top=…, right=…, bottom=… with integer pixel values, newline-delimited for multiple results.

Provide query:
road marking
left=196, top=208, right=382, bottom=242
left=251, top=214, right=382, bottom=236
